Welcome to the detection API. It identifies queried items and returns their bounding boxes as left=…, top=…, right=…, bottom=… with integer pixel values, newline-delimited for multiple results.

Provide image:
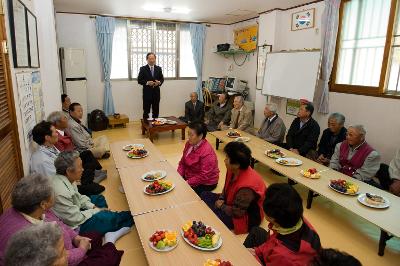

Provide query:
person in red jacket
left=244, top=183, right=321, bottom=266
left=201, top=142, right=266, bottom=234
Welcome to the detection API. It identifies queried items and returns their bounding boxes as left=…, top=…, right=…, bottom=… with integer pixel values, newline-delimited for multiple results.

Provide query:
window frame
left=330, top=0, right=399, bottom=98
left=112, top=19, right=197, bottom=81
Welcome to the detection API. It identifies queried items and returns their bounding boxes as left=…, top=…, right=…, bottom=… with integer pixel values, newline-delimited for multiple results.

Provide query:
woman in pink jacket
left=178, top=122, right=219, bottom=195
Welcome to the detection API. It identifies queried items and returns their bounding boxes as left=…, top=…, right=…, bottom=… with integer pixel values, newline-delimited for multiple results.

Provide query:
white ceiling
left=53, top=0, right=313, bottom=24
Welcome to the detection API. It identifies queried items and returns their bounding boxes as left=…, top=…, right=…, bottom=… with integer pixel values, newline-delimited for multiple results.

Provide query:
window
left=387, top=4, right=400, bottom=93
left=111, top=19, right=197, bottom=80
left=331, top=0, right=399, bottom=97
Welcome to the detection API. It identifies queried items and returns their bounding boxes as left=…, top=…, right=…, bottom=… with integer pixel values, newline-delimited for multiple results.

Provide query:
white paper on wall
left=16, top=72, right=35, bottom=147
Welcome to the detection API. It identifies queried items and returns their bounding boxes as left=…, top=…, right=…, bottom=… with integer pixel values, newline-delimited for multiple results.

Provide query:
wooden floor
left=94, top=122, right=400, bottom=266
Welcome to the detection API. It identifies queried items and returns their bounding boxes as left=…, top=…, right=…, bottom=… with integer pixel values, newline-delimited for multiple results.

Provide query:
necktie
left=234, top=111, right=241, bottom=129
left=150, top=66, right=154, bottom=77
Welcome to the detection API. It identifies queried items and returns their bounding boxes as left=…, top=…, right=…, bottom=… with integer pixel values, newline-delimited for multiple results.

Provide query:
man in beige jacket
left=223, top=95, right=255, bottom=134
left=67, top=103, right=110, bottom=159
left=257, top=103, right=286, bottom=145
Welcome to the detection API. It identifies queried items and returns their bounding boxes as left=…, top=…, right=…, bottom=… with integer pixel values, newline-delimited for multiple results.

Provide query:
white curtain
left=315, top=0, right=341, bottom=114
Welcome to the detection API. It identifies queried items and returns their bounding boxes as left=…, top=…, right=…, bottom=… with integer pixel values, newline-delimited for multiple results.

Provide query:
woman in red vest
left=201, top=142, right=266, bottom=234
left=244, top=183, right=321, bottom=266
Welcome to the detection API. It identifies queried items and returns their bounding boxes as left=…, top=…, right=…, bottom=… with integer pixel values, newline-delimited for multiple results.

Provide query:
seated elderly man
left=4, top=223, right=68, bottom=266
left=52, top=151, right=134, bottom=235
left=0, top=174, right=125, bottom=266
left=48, top=111, right=107, bottom=184
left=375, top=148, right=400, bottom=196
left=205, top=92, right=231, bottom=132
left=67, top=103, right=110, bottom=159
left=284, top=102, right=320, bottom=156
left=222, top=95, right=255, bottom=134
left=180, top=92, right=204, bottom=124
left=257, top=103, right=286, bottom=145
left=313, top=113, right=347, bottom=165
left=330, top=125, right=381, bottom=187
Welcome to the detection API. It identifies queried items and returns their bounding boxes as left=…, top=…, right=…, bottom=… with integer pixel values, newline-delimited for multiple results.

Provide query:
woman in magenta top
left=178, top=122, right=219, bottom=195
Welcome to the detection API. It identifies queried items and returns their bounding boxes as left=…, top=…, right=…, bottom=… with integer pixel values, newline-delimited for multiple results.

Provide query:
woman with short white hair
left=4, top=223, right=67, bottom=266
left=0, top=173, right=126, bottom=265
left=52, top=151, right=134, bottom=235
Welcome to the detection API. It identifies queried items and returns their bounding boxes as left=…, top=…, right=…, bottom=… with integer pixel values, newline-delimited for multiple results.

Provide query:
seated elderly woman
left=0, top=174, right=126, bottom=266
left=329, top=125, right=381, bottom=187
left=4, top=223, right=67, bottom=266
left=311, top=113, right=347, bottom=165
left=52, top=151, right=134, bottom=235
left=244, top=183, right=321, bottom=266
left=178, top=123, right=219, bottom=195
left=201, top=142, right=266, bottom=234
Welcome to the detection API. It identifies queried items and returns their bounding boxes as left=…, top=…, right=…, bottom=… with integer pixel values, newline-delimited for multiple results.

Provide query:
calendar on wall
left=16, top=72, right=35, bottom=146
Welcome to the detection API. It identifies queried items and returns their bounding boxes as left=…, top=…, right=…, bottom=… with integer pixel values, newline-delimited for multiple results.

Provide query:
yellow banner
left=234, top=25, right=258, bottom=52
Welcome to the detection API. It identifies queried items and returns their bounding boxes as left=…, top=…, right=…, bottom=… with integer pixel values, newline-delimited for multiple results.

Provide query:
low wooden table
left=141, top=116, right=187, bottom=142
left=108, top=114, right=129, bottom=128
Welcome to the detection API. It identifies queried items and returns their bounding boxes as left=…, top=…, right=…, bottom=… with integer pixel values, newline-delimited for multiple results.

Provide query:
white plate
left=234, top=137, right=250, bottom=142
left=141, top=170, right=167, bottom=182
left=155, top=118, right=167, bottom=122
left=148, top=230, right=178, bottom=252
left=123, top=143, right=145, bottom=151
left=265, top=150, right=286, bottom=159
left=300, top=170, right=321, bottom=179
left=328, top=184, right=359, bottom=196
left=275, top=157, right=302, bottom=166
left=358, top=193, right=390, bottom=209
left=127, top=150, right=149, bottom=159
left=143, top=183, right=175, bottom=195
left=181, top=229, right=222, bottom=251
left=166, top=120, right=177, bottom=125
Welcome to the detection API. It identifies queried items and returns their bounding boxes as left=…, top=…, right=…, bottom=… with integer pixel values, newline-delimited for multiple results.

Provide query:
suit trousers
left=143, top=88, right=160, bottom=119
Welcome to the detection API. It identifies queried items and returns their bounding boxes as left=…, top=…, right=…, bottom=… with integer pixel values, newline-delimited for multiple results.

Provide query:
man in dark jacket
left=205, top=93, right=231, bottom=132
left=138, top=52, right=164, bottom=120
left=181, top=92, right=204, bottom=123
left=316, top=113, right=347, bottom=165
left=285, top=102, right=320, bottom=156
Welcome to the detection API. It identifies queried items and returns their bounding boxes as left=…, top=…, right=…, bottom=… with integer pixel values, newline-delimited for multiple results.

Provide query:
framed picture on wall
left=7, top=0, right=29, bottom=68
left=286, top=99, right=301, bottom=116
left=291, top=8, right=315, bottom=31
left=27, top=10, right=40, bottom=68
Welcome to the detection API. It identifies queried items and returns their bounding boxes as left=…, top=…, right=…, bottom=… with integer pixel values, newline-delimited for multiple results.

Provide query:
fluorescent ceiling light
left=142, top=4, right=190, bottom=14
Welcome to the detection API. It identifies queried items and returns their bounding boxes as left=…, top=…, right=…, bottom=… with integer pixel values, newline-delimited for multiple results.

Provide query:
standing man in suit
left=284, top=102, right=320, bottom=156
left=138, top=52, right=164, bottom=120
left=182, top=92, right=204, bottom=123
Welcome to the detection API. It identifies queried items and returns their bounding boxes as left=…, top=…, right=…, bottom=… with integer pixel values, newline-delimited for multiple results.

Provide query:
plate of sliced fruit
left=127, top=148, right=148, bottom=159
left=226, top=131, right=241, bottom=138
left=181, top=220, right=222, bottom=251
left=123, top=143, right=145, bottom=151
left=276, top=158, right=302, bottom=166
left=204, top=259, right=233, bottom=266
left=144, top=180, right=175, bottom=195
left=141, top=170, right=167, bottom=182
left=148, top=230, right=178, bottom=252
left=358, top=193, right=390, bottom=209
left=300, top=168, right=321, bottom=179
left=265, top=149, right=286, bottom=159
left=329, top=179, right=359, bottom=195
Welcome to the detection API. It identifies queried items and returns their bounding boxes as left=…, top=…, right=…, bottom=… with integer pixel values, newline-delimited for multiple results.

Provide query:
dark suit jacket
left=185, top=100, right=204, bottom=123
left=137, top=65, right=164, bottom=100
left=286, top=117, right=320, bottom=156
left=317, top=127, right=347, bottom=159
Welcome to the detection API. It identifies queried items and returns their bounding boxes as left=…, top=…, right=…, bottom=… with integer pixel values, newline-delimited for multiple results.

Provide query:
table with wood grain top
left=134, top=201, right=260, bottom=266
left=118, top=162, right=200, bottom=216
left=110, top=139, right=166, bottom=169
left=210, top=129, right=400, bottom=255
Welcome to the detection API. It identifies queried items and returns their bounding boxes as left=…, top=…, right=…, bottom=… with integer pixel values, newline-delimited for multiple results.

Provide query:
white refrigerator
left=60, top=48, right=88, bottom=125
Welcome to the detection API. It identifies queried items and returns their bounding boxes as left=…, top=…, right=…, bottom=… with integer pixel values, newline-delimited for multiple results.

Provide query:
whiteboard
left=262, top=50, right=321, bottom=101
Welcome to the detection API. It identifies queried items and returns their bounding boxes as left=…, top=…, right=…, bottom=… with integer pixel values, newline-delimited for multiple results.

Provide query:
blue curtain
left=189, top=23, right=206, bottom=100
left=95, top=16, right=116, bottom=116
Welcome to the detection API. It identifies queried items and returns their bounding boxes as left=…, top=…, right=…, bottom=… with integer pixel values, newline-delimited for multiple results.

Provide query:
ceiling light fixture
left=142, top=4, right=190, bottom=14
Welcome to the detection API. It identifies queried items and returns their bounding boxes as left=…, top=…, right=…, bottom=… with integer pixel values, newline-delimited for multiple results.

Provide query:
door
left=66, top=79, right=88, bottom=125
left=0, top=5, right=23, bottom=213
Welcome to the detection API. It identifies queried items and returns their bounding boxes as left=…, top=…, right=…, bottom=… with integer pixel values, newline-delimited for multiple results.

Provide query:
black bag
left=88, top=109, right=109, bottom=131
left=217, top=43, right=230, bottom=52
